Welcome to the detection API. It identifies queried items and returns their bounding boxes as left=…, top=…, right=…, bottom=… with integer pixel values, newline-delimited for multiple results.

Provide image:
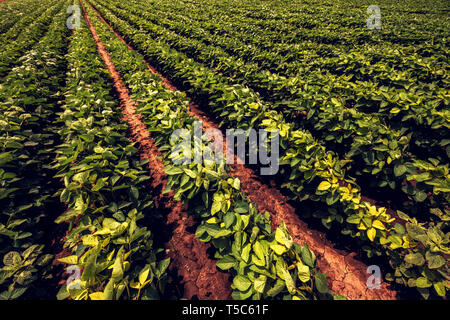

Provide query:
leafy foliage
left=0, top=0, right=72, bottom=299
left=85, top=2, right=337, bottom=299
left=53, top=9, right=170, bottom=300
left=90, top=0, right=449, bottom=299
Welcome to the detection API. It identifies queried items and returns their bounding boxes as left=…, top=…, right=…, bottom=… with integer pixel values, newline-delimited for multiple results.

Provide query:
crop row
left=91, top=0, right=448, bottom=228
left=96, top=0, right=449, bottom=218
left=125, top=0, right=448, bottom=153
left=109, top=0, right=448, bottom=136
left=54, top=4, right=171, bottom=299
left=0, top=0, right=66, bottom=78
left=83, top=1, right=338, bottom=300
left=0, top=0, right=43, bottom=35
left=89, top=0, right=449, bottom=299
left=0, top=0, right=71, bottom=299
left=127, top=0, right=448, bottom=84
left=124, top=0, right=448, bottom=144
left=149, top=0, right=447, bottom=48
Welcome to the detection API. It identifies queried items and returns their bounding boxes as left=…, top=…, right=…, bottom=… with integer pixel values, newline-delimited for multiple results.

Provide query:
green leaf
left=217, top=256, right=236, bottom=270
left=3, top=251, right=21, bottom=265
left=73, top=171, right=89, bottom=185
left=426, top=252, right=445, bottom=269
left=240, top=215, right=250, bottom=230
left=158, top=258, right=170, bottom=277
left=211, top=199, right=222, bottom=216
left=331, top=97, right=341, bottom=106
left=234, top=201, right=249, bottom=213
left=254, top=275, right=267, bottom=294
left=103, top=218, right=121, bottom=231
left=333, top=294, right=348, bottom=300
left=270, top=243, right=287, bottom=255
left=82, top=235, right=99, bottom=247
left=139, top=266, right=151, bottom=285
left=9, top=287, right=27, bottom=300
left=404, top=252, right=425, bottom=266
left=36, top=254, right=54, bottom=266
left=394, top=164, right=407, bottom=177
left=427, top=227, right=442, bottom=244
left=396, top=210, right=410, bottom=221
left=406, top=223, right=427, bottom=243
left=231, top=287, right=254, bottom=300
left=417, top=287, right=430, bottom=299
left=224, top=212, right=235, bottom=228
left=275, top=221, right=293, bottom=250
left=394, top=223, right=405, bottom=234
left=111, top=249, right=124, bottom=282
left=300, top=244, right=315, bottom=268
left=103, top=278, right=115, bottom=300
left=58, top=255, right=78, bottom=265
left=346, top=215, right=361, bottom=224
left=315, top=272, right=329, bottom=294
left=367, top=227, right=377, bottom=242
left=241, top=243, right=251, bottom=263
left=232, top=178, right=241, bottom=190
left=130, top=186, right=139, bottom=200
left=433, top=282, right=446, bottom=297
left=414, top=191, right=427, bottom=202
left=214, top=229, right=233, bottom=238
left=92, top=178, right=106, bottom=191
left=317, top=181, right=331, bottom=191
left=89, top=292, right=104, bottom=300
left=183, top=168, right=197, bottom=178
left=416, top=277, right=432, bottom=288
left=372, top=220, right=385, bottom=230
left=233, top=275, right=252, bottom=292
left=283, top=269, right=296, bottom=295
left=297, top=263, right=310, bottom=283
left=82, top=249, right=99, bottom=285
left=56, top=285, right=70, bottom=300
left=164, top=166, right=184, bottom=175
left=253, top=242, right=265, bottom=261
left=266, top=279, right=285, bottom=297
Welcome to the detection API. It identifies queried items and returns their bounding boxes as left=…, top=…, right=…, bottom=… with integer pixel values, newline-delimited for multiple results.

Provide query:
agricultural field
left=0, top=0, right=448, bottom=303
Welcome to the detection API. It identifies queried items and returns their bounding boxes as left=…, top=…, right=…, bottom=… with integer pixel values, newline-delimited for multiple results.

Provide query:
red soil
left=81, top=1, right=232, bottom=300
left=86, top=1, right=398, bottom=300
